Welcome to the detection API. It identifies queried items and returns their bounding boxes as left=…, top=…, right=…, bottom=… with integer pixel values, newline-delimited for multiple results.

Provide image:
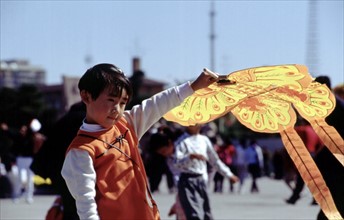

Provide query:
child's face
left=84, top=87, right=129, bottom=129
left=186, top=124, right=202, bottom=134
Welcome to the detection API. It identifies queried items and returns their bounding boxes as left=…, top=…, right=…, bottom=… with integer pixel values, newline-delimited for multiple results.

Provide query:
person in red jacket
left=61, top=63, right=217, bottom=220
left=285, top=118, right=323, bottom=204
left=213, top=140, right=237, bottom=193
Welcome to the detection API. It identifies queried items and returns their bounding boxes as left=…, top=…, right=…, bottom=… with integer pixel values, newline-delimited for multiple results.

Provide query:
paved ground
left=1, top=177, right=320, bottom=220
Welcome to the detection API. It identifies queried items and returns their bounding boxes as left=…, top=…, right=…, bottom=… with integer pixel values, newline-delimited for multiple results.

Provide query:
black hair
left=249, top=139, right=257, bottom=145
left=239, top=138, right=247, bottom=148
left=149, top=132, right=171, bottom=153
left=78, top=63, right=133, bottom=101
left=315, top=75, right=331, bottom=89
left=149, top=126, right=183, bottom=152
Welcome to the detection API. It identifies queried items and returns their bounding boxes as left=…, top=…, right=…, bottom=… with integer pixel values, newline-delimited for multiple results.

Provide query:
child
left=174, top=125, right=239, bottom=220
left=149, top=126, right=186, bottom=220
left=151, top=125, right=239, bottom=220
left=61, top=63, right=217, bottom=220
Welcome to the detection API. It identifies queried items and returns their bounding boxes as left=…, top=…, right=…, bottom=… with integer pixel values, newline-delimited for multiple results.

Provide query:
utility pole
left=306, top=0, right=319, bottom=75
left=210, top=0, right=216, bottom=71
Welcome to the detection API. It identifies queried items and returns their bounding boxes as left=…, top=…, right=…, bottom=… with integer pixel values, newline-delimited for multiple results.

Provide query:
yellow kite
left=164, top=64, right=344, bottom=220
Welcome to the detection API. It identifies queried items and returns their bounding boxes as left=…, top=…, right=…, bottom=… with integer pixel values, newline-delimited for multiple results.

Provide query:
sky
left=1, top=0, right=343, bottom=88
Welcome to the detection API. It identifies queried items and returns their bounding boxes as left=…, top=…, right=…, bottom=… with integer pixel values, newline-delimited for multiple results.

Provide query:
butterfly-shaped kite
left=164, top=64, right=343, bottom=220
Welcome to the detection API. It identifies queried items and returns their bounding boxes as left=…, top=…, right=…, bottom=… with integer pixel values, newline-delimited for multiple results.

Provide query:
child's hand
left=190, top=68, right=218, bottom=91
left=190, top=153, right=207, bottom=161
left=229, top=175, right=239, bottom=184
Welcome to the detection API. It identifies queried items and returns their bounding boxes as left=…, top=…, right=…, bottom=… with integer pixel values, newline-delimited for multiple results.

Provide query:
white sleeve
left=124, top=82, right=193, bottom=140
left=61, top=149, right=99, bottom=220
left=206, top=137, right=234, bottom=178
left=256, top=146, right=264, bottom=168
left=174, top=140, right=193, bottom=172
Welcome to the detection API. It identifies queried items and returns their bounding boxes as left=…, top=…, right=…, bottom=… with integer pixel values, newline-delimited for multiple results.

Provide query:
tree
left=0, top=84, right=44, bottom=127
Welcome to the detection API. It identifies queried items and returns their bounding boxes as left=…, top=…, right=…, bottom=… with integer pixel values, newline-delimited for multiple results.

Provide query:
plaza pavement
left=0, top=177, right=320, bottom=220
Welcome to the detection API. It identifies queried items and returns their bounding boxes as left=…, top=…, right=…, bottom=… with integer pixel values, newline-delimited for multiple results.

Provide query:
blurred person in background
left=245, top=139, right=263, bottom=193
left=11, top=119, right=44, bottom=203
left=313, top=76, right=344, bottom=220
left=233, top=138, right=248, bottom=193
left=149, top=126, right=186, bottom=220
left=31, top=101, right=86, bottom=220
left=146, top=125, right=175, bottom=194
left=0, top=122, right=15, bottom=198
left=213, top=138, right=237, bottom=193
left=333, top=84, right=344, bottom=100
left=285, top=117, right=322, bottom=205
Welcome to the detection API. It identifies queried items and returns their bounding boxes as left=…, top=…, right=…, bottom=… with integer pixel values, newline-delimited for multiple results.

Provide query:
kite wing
left=164, top=64, right=312, bottom=126
left=163, top=64, right=343, bottom=219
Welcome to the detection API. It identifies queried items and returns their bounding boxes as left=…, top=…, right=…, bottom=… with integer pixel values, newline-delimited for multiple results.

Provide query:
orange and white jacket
left=61, top=82, right=193, bottom=220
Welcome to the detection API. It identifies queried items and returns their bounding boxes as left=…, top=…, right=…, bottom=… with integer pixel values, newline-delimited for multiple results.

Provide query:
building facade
left=1, top=58, right=166, bottom=119
left=0, top=60, right=46, bottom=89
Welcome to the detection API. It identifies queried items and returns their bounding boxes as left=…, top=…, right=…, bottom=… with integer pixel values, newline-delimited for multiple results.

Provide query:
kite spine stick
left=280, top=128, right=343, bottom=220
left=203, top=68, right=219, bottom=79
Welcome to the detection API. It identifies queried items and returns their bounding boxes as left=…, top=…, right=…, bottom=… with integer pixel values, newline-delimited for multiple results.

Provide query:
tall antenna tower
left=209, top=0, right=216, bottom=71
left=306, top=0, right=319, bottom=75
left=85, top=54, right=93, bottom=67
left=85, top=34, right=94, bottom=68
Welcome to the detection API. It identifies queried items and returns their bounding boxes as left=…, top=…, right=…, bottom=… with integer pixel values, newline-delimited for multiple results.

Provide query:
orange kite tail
left=311, top=119, right=344, bottom=167
left=280, top=127, right=343, bottom=220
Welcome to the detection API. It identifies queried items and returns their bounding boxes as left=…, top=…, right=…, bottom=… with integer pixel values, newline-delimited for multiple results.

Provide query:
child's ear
left=80, top=90, right=92, bottom=104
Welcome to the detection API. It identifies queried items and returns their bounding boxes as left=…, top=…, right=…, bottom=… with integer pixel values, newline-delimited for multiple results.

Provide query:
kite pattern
left=164, top=64, right=344, bottom=220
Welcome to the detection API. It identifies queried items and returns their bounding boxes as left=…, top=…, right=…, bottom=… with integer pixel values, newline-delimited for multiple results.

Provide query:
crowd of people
left=0, top=118, right=45, bottom=203
left=0, top=63, right=343, bottom=220
left=145, top=123, right=268, bottom=196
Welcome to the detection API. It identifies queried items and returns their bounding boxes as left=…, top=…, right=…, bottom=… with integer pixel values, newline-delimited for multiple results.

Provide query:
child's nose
left=112, top=105, right=120, bottom=113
